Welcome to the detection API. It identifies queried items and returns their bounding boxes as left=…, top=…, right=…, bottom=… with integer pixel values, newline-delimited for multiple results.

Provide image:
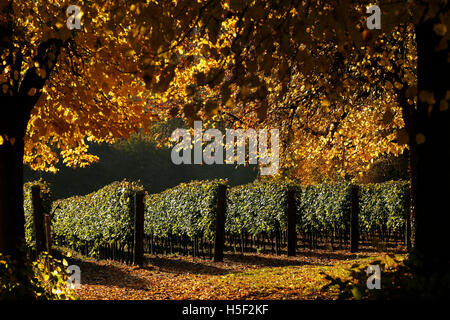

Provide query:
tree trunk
left=0, top=135, right=26, bottom=261
left=413, top=15, right=450, bottom=273
left=0, top=29, right=63, bottom=267
left=400, top=91, right=417, bottom=249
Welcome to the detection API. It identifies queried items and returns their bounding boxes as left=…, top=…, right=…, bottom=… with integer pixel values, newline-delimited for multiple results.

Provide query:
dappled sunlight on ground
left=72, top=249, right=402, bottom=300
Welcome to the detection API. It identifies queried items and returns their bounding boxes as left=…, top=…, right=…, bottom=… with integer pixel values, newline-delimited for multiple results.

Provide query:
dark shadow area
left=67, top=256, right=152, bottom=290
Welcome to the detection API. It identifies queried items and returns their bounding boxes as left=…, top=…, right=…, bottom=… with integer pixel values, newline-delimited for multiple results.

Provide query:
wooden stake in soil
left=44, top=214, right=52, bottom=254
left=350, top=184, right=360, bottom=253
left=275, top=222, right=281, bottom=256
left=133, top=191, right=145, bottom=267
left=31, top=185, right=46, bottom=255
left=287, top=187, right=297, bottom=256
left=214, top=184, right=227, bottom=262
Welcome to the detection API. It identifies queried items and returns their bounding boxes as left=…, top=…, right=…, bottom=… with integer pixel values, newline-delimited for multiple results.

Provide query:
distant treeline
left=24, top=138, right=258, bottom=199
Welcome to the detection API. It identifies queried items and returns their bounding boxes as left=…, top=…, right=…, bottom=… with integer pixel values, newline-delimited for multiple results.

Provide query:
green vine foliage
left=145, top=179, right=226, bottom=241
left=359, top=180, right=410, bottom=234
left=23, top=179, right=53, bottom=248
left=298, top=182, right=352, bottom=234
left=226, top=180, right=297, bottom=236
left=226, top=179, right=409, bottom=240
left=52, top=180, right=143, bottom=256
left=23, top=177, right=409, bottom=258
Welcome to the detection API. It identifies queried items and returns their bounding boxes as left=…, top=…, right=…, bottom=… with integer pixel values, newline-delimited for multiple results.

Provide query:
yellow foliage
left=0, top=0, right=420, bottom=180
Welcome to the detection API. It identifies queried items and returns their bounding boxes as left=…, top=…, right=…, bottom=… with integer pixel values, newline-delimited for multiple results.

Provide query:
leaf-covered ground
left=70, top=249, right=404, bottom=300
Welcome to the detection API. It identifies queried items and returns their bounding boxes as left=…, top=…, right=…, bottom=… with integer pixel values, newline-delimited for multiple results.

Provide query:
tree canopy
left=0, top=0, right=429, bottom=181
left=1, top=0, right=449, bottom=270
left=1, top=0, right=159, bottom=171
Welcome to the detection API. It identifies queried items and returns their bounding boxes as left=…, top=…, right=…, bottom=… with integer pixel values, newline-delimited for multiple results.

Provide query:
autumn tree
left=125, top=0, right=449, bottom=272
left=0, top=0, right=449, bottom=277
left=0, top=0, right=165, bottom=259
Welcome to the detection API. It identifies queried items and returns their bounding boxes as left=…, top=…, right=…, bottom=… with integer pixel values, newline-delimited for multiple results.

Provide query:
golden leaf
left=418, top=91, right=435, bottom=105
left=205, top=100, right=219, bottom=116
left=27, top=88, right=37, bottom=96
left=433, top=23, right=447, bottom=36
left=405, top=86, right=417, bottom=98
left=240, top=85, right=250, bottom=97
left=416, top=133, right=426, bottom=145
left=382, top=108, right=395, bottom=125
left=320, top=99, right=331, bottom=108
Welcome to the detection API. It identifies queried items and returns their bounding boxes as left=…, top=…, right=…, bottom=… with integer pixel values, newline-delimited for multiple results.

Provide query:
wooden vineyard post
left=194, top=236, right=199, bottom=257
left=133, top=191, right=145, bottom=267
left=287, top=187, right=297, bottom=257
left=350, top=184, right=360, bottom=253
left=44, top=214, right=52, bottom=254
left=214, top=184, right=227, bottom=262
left=31, top=185, right=46, bottom=255
left=275, top=222, right=281, bottom=256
